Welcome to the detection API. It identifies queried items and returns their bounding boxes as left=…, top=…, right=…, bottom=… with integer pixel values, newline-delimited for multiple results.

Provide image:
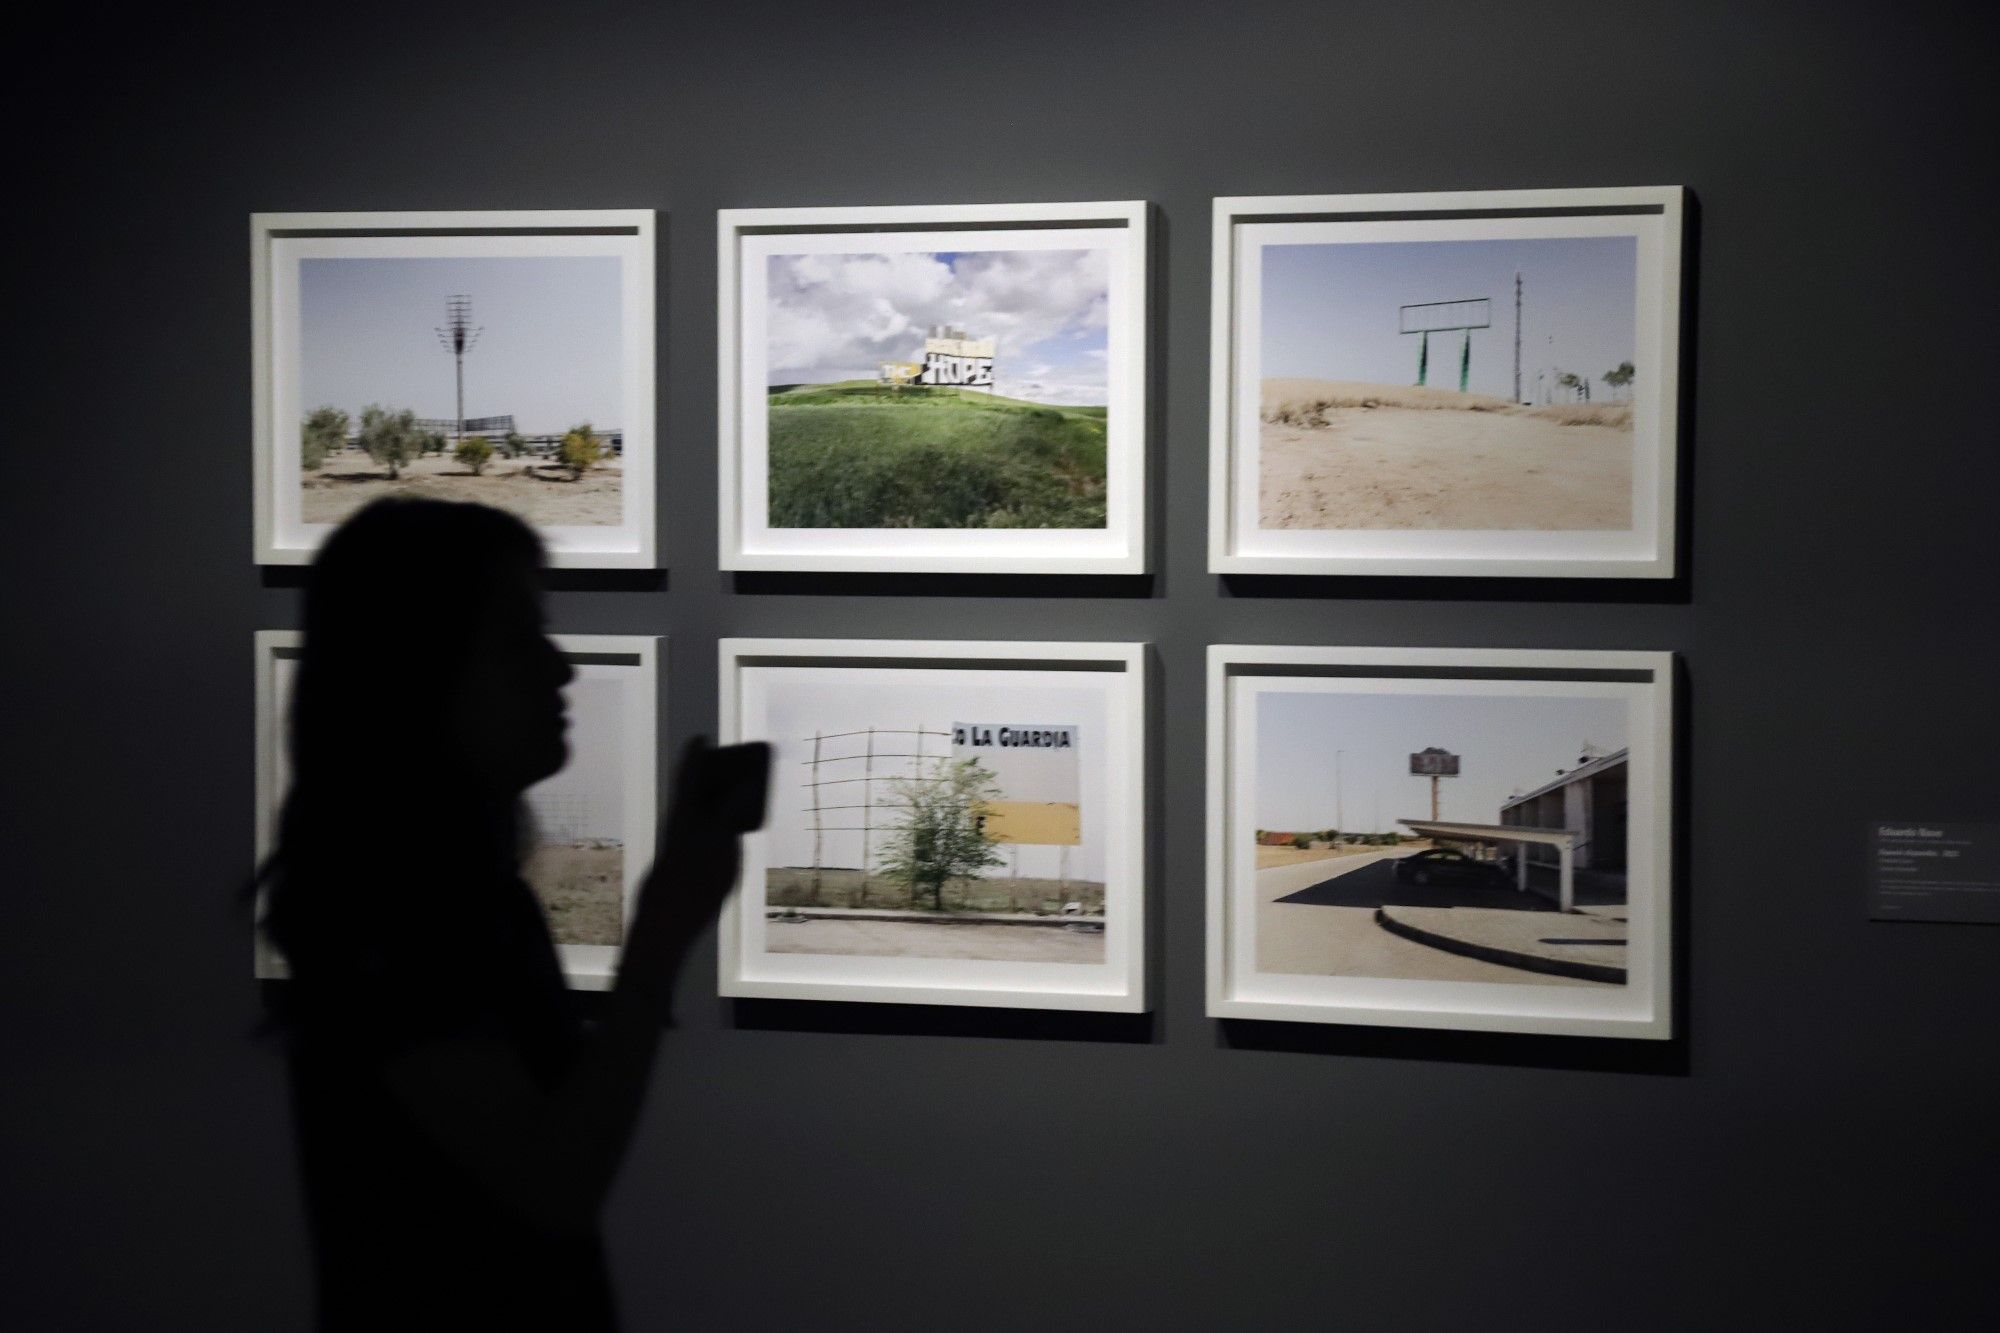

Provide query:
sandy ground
left=765, top=916, right=1105, bottom=962
left=767, top=867, right=1105, bottom=914
left=524, top=842, right=623, bottom=946
left=1253, top=849, right=1594, bottom=985
left=1258, top=379, right=1632, bottom=531
left=301, top=450, right=623, bottom=527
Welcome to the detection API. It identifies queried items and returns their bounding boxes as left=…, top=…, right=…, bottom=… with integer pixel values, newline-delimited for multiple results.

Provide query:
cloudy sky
left=1255, top=688, right=1628, bottom=834
left=1261, top=235, right=1636, bottom=401
left=299, top=255, right=623, bottom=434
left=765, top=247, right=1110, bottom=405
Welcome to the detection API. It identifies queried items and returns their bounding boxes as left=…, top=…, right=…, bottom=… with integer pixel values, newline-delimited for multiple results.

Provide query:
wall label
left=1869, top=821, right=2000, bottom=923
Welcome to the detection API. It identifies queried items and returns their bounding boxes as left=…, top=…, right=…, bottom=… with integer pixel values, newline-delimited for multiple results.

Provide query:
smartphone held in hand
left=685, top=740, right=771, bottom=833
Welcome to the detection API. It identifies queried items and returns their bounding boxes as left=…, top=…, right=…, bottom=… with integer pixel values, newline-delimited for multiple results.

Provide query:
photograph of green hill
left=762, top=245, right=1113, bottom=530
left=767, top=381, right=1107, bottom=528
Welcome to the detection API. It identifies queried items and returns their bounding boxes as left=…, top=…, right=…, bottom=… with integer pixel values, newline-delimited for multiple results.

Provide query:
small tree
left=456, top=435, right=494, bottom=476
left=1291, top=832, right=1311, bottom=850
left=880, top=757, right=1004, bottom=911
left=502, top=429, right=527, bottom=460
left=557, top=422, right=603, bottom=480
left=1602, top=361, right=1635, bottom=401
left=357, top=404, right=421, bottom=480
left=301, top=406, right=348, bottom=472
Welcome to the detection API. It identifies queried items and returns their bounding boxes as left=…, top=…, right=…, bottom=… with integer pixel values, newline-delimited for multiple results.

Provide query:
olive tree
left=301, top=406, right=348, bottom=472
left=357, top=404, right=421, bottom=480
left=557, top=423, right=603, bottom=480
left=455, top=435, right=494, bottom=476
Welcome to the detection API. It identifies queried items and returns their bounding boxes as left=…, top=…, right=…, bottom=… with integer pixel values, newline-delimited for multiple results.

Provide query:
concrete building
left=412, top=414, right=518, bottom=440
left=1500, top=748, right=1629, bottom=875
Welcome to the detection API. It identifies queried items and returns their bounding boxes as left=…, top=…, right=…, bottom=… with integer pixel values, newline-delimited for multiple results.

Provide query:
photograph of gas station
left=1250, top=685, right=1634, bottom=986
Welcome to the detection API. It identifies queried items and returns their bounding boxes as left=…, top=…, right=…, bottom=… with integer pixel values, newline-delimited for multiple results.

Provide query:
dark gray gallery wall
left=5, top=2, right=1997, bottom=1328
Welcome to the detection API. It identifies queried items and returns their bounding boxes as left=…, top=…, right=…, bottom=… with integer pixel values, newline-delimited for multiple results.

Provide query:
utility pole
left=1513, top=269, right=1523, bottom=403
left=435, top=295, right=482, bottom=448
left=1334, top=749, right=1345, bottom=841
left=808, top=731, right=824, bottom=905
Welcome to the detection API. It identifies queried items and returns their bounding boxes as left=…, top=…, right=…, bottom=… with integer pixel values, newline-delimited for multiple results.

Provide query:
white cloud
left=767, top=246, right=1110, bottom=400
left=996, top=362, right=1111, bottom=407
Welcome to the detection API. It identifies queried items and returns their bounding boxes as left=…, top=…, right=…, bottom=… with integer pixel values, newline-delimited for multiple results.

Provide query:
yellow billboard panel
left=980, top=800, right=1080, bottom=846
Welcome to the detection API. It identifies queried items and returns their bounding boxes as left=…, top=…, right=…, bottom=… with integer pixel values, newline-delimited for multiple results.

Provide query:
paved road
left=1254, top=850, right=1592, bottom=986
left=1277, top=857, right=1559, bottom=913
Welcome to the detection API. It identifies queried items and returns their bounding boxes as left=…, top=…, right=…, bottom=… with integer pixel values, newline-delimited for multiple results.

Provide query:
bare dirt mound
left=1261, top=378, right=1520, bottom=422
left=1257, top=380, right=1634, bottom=531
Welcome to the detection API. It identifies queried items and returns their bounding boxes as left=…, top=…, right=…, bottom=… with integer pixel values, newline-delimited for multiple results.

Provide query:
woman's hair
left=259, top=499, right=548, bottom=969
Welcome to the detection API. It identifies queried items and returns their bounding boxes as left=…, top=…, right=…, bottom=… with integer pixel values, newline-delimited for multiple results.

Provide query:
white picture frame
left=1209, top=187, right=1685, bottom=579
left=718, top=201, right=1149, bottom=573
left=1207, top=645, right=1674, bottom=1038
left=254, top=631, right=661, bottom=990
left=719, top=638, right=1148, bottom=1011
left=252, top=209, right=658, bottom=568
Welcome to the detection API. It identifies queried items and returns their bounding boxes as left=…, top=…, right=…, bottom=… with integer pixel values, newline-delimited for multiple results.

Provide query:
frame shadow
left=724, top=996, right=1158, bottom=1045
left=731, top=570, right=1154, bottom=599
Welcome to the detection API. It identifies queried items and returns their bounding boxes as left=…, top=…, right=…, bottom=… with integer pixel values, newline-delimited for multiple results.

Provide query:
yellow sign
left=953, top=721, right=1081, bottom=846
left=980, top=800, right=1081, bottom=847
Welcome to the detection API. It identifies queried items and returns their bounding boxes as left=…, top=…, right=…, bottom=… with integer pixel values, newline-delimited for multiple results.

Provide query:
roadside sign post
left=1409, top=747, right=1461, bottom=822
left=1399, top=299, right=1491, bottom=392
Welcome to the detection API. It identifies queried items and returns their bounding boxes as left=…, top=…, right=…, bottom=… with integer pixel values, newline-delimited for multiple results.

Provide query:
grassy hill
left=767, top=380, right=1108, bottom=529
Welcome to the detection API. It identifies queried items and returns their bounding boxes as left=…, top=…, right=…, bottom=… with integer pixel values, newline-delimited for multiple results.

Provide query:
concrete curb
left=769, top=908, right=1106, bottom=929
left=1373, top=906, right=1627, bottom=985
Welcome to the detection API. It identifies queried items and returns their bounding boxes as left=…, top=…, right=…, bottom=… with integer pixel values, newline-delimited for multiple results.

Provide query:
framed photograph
left=1207, top=646, right=1674, bottom=1038
left=252, top=210, right=657, bottom=567
left=1210, top=187, right=1685, bottom=578
left=718, top=201, right=1148, bottom=573
left=719, top=638, right=1147, bottom=1010
left=254, top=631, right=660, bottom=989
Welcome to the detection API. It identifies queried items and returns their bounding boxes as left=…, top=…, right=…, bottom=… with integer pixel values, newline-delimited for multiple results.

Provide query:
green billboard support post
left=1399, top=298, right=1491, bottom=394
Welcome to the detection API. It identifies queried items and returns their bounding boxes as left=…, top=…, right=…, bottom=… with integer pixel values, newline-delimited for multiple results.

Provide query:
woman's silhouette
left=260, top=498, right=749, bottom=1330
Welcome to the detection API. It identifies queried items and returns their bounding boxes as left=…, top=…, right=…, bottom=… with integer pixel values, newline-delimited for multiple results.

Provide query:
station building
left=1499, top=748, right=1629, bottom=875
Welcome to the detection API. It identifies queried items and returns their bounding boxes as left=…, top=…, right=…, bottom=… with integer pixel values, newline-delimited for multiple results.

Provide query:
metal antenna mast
left=434, top=295, right=483, bottom=448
